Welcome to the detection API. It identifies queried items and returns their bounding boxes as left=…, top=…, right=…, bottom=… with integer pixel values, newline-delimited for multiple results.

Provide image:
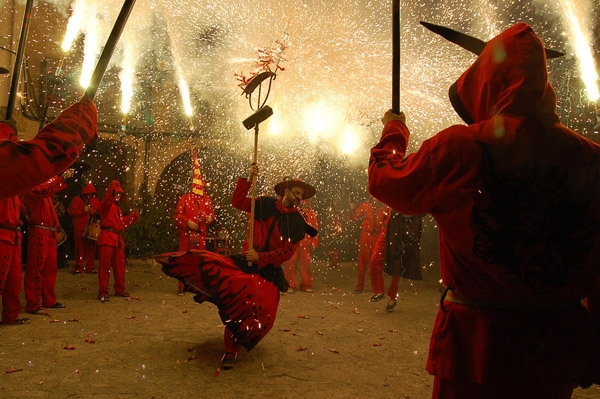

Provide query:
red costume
left=349, top=198, right=388, bottom=292
left=0, top=98, right=97, bottom=201
left=68, top=183, right=101, bottom=274
left=157, top=176, right=313, bottom=363
left=369, top=23, right=600, bottom=397
left=0, top=123, right=26, bottom=324
left=97, top=181, right=138, bottom=299
left=174, top=192, right=215, bottom=252
left=283, top=201, right=318, bottom=292
left=22, top=176, right=68, bottom=312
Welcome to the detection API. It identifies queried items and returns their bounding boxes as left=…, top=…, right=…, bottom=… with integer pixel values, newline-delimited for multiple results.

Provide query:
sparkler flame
left=558, top=0, right=599, bottom=102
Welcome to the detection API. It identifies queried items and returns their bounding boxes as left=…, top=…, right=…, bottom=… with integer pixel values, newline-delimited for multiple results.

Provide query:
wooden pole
left=248, top=124, right=259, bottom=266
left=392, top=0, right=401, bottom=113
left=5, top=0, right=34, bottom=120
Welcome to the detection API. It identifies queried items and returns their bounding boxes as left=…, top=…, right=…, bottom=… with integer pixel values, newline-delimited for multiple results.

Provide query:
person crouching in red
left=97, top=181, right=138, bottom=301
left=68, top=183, right=101, bottom=274
left=23, top=173, right=71, bottom=314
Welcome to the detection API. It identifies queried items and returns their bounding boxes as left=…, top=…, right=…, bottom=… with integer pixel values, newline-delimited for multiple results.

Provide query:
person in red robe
left=68, top=183, right=101, bottom=274
left=0, top=97, right=97, bottom=200
left=22, top=174, right=71, bottom=314
left=156, top=163, right=317, bottom=370
left=369, top=22, right=600, bottom=398
left=173, top=187, right=215, bottom=295
left=97, top=180, right=139, bottom=301
left=348, top=196, right=388, bottom=294
left=283, top=199, right=318, bottom=293
left=0, top=123, right=28, bottom=325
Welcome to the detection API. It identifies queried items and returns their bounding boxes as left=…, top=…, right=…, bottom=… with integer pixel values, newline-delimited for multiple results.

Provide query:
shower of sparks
left=556, top=0, right=599, bottom=101
left=5, top=0, right=596, bottom=265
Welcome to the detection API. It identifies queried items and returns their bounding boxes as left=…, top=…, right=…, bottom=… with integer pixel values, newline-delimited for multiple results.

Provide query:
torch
left=392, top=0, right=400, bottom=114
left=242, top=71, right=275, bottom=265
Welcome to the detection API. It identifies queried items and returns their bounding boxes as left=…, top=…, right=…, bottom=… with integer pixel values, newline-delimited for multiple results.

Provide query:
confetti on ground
left=6, top=369, right=23, bottom=374
left=63, top=346, right=75, bottom=350
left=315, top=330, right=323, bottom=335
left=329, top=349, right=339, bottom=354
left=297, top=347, right=308, bottom=351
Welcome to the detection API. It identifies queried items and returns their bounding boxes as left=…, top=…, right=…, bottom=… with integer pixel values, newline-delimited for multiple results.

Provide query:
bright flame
left=558, top=0, right=599, bottom=101
left=339, top=125, right=360, bottom=155
left=303, top=101, right=337, bottom=142
left=178, top=74, right=193, bottom=117
left=79, top=16, right=100, bottom=88
left=61, top=0, right=88, bottom=52
left=266, top=105, right=284, bottom=136
left=120, top=42, right=134, bottom=114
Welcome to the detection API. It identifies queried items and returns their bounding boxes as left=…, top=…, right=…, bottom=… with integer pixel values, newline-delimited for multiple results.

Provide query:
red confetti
left=214, top=369, right=220, bottom=377
left=297, top=315, right=306, bottom=319
left=126, top=316, right=136, bottom=319
left=297, top=347, right=308, bottom=352
left=389, top=329, right=398, bottom=333
left=282, top=328, right=291, bottom=332
left=373, top=343, right=382, bottom=347
left=85, top=339, right=95, bottom=344
left=353, top=309, right=360, bottom=314
left=329, top=348, right=340, bottom=354
left=6, top=369, right=23, bottom=374
left=315, top=330, right=323, bottom=335
left=63, top=346, right=75, bottom=350
left=50, top=319, right=60, bottom=323
left=187, top=355, right=197, bottom=361
left=182, top=310, right=188, bottom=313
left=68, top=319, right=79, bottom=322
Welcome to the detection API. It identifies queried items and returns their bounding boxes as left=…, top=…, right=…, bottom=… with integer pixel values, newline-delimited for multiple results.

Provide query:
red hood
left=0, top=121, right=18, bottom=141
left=450, top=23, right=560, bottom=127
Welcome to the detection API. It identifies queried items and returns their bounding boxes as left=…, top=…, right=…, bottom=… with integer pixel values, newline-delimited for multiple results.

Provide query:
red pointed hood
left=449, top=23, right=560, bottom=127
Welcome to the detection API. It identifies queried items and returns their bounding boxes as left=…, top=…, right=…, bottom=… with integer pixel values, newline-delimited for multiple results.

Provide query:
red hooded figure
left=97, top=180, right=139, bottom=300
left=68, top=182, right=101, bottom=274
left=369, top=23, right=600, bottom=397
left=0, top=122, right=28, bottom=324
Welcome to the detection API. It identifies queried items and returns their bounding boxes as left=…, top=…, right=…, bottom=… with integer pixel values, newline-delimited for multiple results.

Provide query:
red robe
left=22, top=176, right=67, bottom=311
left=174, top=192, right=215, bottom=251
left=0, top=98, right=97, bottom=200
left=283, top=202, right=319, bottom=290
left=97, top=181, right=138, bottom=298
left=68, top=188, right=101, bottom=273
left=0, top=195, right=24, bottom=323
left=369, top=23, right=600, bottom=387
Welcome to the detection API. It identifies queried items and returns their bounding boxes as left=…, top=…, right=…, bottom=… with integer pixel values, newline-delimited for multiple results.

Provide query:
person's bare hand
left=381, top=109, right=406, bottom=125
left=246, top=248, right=259, bottom=264
left=248, top=163, right=259, bottom=182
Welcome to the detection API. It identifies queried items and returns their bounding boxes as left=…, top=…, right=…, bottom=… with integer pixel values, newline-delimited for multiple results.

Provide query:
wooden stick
left=248, top=125, right=259, bottom=266
left=5, top=0, right=34, bottom=120
left=392, top=0, right=401, bottom=114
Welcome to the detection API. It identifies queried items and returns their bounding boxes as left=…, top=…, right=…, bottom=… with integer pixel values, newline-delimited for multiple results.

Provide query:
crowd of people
left=3, top=20, right=600, bottom=398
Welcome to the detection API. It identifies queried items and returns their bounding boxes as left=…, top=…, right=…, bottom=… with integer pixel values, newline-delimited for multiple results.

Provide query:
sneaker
left=287, top=288, right=295, bottom=294
left=99, top=295, right=110, bottom=302
left=302, top=288, right=315, bottom=293
left=386, top=299, right=398, bottom=312
left=49, top=302, right=66, bottom=309
left=369, top=293, right=385, bottom=302
left=72, top=270, right=82, bottom=275
left=117, top=292, right=130, bottom=298
left=354, top=289, right=364, bottom=294
left=220, top=352, right=237, bottom=370
left=2, top=318, right=31, bottom=325
left=176, top=290, right=184, bottom=296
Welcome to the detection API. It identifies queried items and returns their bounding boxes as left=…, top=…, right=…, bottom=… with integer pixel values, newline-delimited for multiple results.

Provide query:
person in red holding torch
left=369, top=21, right=600, bottom=398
